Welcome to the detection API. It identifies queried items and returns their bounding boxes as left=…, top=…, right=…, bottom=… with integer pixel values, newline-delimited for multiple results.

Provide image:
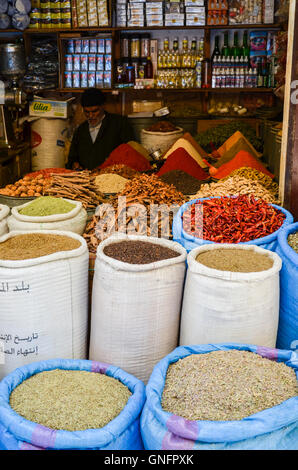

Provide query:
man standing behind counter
left=67, top=88, right=135, bottom=170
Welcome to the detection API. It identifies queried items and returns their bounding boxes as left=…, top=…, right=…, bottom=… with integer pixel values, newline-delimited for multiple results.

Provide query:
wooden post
left=279, top=0, right=298, bottom=219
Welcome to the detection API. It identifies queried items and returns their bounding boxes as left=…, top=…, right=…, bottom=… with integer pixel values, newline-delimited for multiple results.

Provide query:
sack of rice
left=0, top=230, right=89, bottom=379
left=141, top=343, right=298, bottom=450
left=0, top=358, right=145, bottom=450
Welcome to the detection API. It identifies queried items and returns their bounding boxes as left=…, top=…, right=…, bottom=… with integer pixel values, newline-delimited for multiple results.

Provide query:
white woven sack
left=179, top=244, right=282, bottom=348
left=7, top=199, right=87, bottom=235
left=89, top=234, right=187, bottom=384
left=0, top=204, right=10, bottom=237
left=140, top=127, right=183, bottom=155
left=0, top=230, right=89, bottom=380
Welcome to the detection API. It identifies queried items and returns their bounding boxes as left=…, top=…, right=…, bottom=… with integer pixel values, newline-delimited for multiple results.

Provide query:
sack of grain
left=89, top=234, right=187, bottom=383
left=141, top=343, right=298, bottom=450
left=172, top=197, right=294, bottom=253
left=140, top=127, right=183, bottom=156
left=179, top=244, right=282, bottom=348
left=276, top=223, right=298, bottom=350
left=7, top=198, right=87, bottom=235
left=0, top=204, right=10, bottom=237
left=0, top=230, right=89, bottom=379
left=0, top=358, right=145, bottom=450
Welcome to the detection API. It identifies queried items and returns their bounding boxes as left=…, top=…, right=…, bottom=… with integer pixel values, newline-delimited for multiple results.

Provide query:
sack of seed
left=141, top=343, right=298, bottom=450
left=89, top=234, right=187, bottom=384
left=179, top=244, right=282, bottom=348
left=0, top=204, right=10, bottom=237
left=0, top=358, right=146, bottom=450
left=0, top=230, right=89, bottom=379
left=276, top=222, right=298, bottom=350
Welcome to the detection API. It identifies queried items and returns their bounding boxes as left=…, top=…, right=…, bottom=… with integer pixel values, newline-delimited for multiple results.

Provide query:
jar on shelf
left=121, top=34, right=130, bottom=58
left=126, top=65, right=135, bottom=86
left=141, top=33, right=151, bottom=59
left=130, top=35, right=141, bottom=59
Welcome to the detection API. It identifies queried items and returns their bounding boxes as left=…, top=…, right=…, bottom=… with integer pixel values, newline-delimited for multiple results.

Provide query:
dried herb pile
left=159, top=170, right=204, bottom=195
left=195, top=248, right=273, bottom=272
left=162, top=350, right=297, bottom=421
left=19, top=196, right=75, bottom=217
left=84, top=174, right=185, bottom=253
left=288, top=232, right=298, bottom=254
left=103, top=240, right=180, bottom=264
left=182, top=195, right=285, bottom=243
left=0, top=233, right=81, bottom=260
left=10, top=369, right=131, bottom=431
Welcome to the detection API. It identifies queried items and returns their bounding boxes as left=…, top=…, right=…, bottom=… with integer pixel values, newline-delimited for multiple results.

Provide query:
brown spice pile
left=84, top=174, right=185, bottom=253
left=10, top=369, right=131, bottom=431
left=93, top=164, right=140, bottom=180
left=44, top=171, right=105, bottom=209
left=103, top=240, right=180, bottom=264
left=162, top=350, right=297, bottom=421
left=0, top=233, right=81, bottom=260
left=195, top=248, right=274, bottom=272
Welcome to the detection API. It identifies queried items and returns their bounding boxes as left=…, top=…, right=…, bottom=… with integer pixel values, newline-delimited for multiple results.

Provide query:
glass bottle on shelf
left=232, top=32, right=241, bottom=60
left=181, top=37, right=190, bottom=68
left=190, top=37, right=197, bottom=68
left=211, top=35, right=221, bottom=63
left=222, top=31, right=231, bottom=57
left=157, top=40, right=164, bottom=69
left=163, top=37, right=170, bottom=69
left=145, top=56, right=153, bottom=79
left=242, top=31, right=250, bottom=60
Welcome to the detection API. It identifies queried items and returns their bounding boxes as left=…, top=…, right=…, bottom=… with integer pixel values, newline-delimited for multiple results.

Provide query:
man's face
left=83, top=105, right=104, bottom=127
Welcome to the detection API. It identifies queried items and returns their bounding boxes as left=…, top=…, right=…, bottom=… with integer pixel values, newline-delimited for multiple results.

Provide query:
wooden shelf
left=0, top=24, right=281, bottom=34
left=56, top=87, right=274, bottom=93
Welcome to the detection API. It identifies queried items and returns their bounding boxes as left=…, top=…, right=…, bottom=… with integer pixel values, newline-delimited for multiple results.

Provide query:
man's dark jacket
left=67, top=112, right=135, bottom=170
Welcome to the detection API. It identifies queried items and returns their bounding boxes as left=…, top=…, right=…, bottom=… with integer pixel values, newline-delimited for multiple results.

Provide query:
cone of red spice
left=212, top=150, right=274, bottom=179
left=100, top=143, right=152, bottom=172
left=157, top=147, right=210, bottom=180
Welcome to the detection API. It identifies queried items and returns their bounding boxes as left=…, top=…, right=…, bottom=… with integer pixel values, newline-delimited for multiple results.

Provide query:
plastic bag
left=276, top=222, right=298, bottom=350
left=0, top=359, right=146, bottom=450
left=11, top=13, right=30, bottom=30
left=141, top=343, right=298, bottom=450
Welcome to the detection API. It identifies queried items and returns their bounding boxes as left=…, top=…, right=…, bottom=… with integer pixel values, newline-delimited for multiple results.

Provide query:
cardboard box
left=29, top=96, right=75, bottom=119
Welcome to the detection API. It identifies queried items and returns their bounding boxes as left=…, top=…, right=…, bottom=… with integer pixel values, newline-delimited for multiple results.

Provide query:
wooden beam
left=279, top=0, right=298, bottom=219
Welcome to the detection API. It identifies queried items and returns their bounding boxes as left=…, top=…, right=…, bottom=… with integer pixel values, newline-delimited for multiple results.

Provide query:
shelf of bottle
left=0, top=24, right=281, bottom=34
left=56, top=87, right=274, bottom=93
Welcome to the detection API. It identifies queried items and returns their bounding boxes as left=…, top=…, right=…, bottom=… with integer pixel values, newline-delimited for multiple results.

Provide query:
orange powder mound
left=100, top=143, right=152, bottom=172
left=212, top=150, right=274, bottom=179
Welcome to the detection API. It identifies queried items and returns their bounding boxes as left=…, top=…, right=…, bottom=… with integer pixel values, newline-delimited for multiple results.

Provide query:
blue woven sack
left=141, top=343, right=298, bottom=450
left=0, top=358, right=146, bottom=450
left=276, top=222, right=298, bottom=350
left=172, top=197, right=294, bottom=253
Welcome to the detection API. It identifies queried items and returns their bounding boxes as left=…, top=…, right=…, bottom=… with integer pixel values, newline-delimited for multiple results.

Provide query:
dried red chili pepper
left=182, top=195, right=285, bottom=243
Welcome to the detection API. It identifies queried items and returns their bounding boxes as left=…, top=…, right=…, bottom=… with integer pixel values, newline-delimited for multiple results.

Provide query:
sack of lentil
left=172, top=196, right=294, bottom=253
left=0, top=358, right=145, bottom=450
left=0, top=231, right=89, bottom=380
left=89, top=234, right=187, bottom=384
left=141, top=343, right=298, bottom=450
left=0, top=204, right=10, bottom=237
left=276, top=222, right=298, bottom=350
left=7, top=197, right=88, bottom=236
left=179, top=245, right=282, bottom=348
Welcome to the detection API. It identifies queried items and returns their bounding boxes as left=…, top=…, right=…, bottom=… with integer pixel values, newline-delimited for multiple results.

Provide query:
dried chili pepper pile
left=182, top=195, right=285, bottom=243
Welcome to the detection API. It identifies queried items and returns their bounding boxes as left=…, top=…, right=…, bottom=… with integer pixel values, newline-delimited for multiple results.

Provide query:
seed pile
left=0, top=233, right=81, bottom=260
left=183, top=195, right=285, bottom=243
left=94, top=174, right=129, bottom=194
left=19, top=197, right=75, bottom=217
left=288, top=232, right=298, bottom=253
left=84, top=174, right=185, bottom=253
left=162, top=350, right=298, bottom=421
left=104, top=240, right=180, bottom=264
left=221, top=166, right=279, bottom=193
left=194, top=175, right=279, bottom=204
left=94, top=164, right=140, bottom=180
left=195, top=248, right=273, bottom=272
left=10, top=369, right=131, bottom=431
left=44, top=171, right=105, bottom=209
left=160, top=170, right=205, bottom=195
